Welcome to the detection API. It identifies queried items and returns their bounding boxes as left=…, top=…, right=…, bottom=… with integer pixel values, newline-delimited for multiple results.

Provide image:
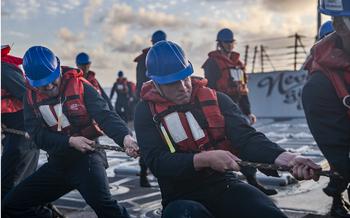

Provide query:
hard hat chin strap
left=153, top=81, right=166, bottom=98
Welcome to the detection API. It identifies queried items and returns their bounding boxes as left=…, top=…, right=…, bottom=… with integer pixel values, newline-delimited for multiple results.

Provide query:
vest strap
left=322, top=68, right=350, bottom=116
left=153, top=104, right=194, bottom=124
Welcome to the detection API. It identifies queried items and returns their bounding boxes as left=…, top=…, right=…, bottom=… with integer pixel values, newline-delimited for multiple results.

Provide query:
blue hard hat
left=318, top=21, right=334, bottom=40
left=216, top=28, right=234, bottom=42
left=319, top=0, right=350, bottom=16
left=151, top=30, right=167, bottom=44
left=23, top=46, right=61, bottom=87
left=146, top=41, right=193, bottom=85
left=76, top=52, right=91, bottom=65
left=118, top=71, right=124, bottom=77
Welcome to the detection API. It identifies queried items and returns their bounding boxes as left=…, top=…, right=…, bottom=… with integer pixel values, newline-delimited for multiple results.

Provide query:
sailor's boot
left=140, top=164, right=151, bottom=188
left=245, top=173, right=278, bottom=196
left=344, top=186, right=350, bottom=210
left=330, top=196, right=350, bottom=218
left=46, top=203, right=67, bottom=218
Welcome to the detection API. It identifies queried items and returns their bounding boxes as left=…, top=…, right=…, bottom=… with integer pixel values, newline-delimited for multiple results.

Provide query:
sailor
left=202, top=28, right=256, bottom=125
left=110, top=71, right=130, bottom=122
left=133, top=30, right=166, bottom=187
left=302, top=0, right=350, bottom=217
left=3, top=46, right=138, bottom=218
left=135, top=40, right=321, bottom=218
left=1, top=45, right=40, bottom=199
left=76, top=52, right=114, bottom=111
left=202, top=28, right=276, bottom=195
left=134, top=30, right=167, bottom=99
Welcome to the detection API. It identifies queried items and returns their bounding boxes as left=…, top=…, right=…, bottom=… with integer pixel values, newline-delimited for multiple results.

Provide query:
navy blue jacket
left=302, top=72, right=350, bottom=148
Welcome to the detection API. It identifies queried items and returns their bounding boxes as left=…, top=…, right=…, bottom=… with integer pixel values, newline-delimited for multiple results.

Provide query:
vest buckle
left=343, top=95, right=350, bottom=109
left=153, top=115, right=160, bottom=124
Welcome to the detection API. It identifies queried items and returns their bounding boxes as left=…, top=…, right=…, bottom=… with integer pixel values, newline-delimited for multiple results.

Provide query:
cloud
left=54, top=27, right=86, bottom=66
left=260, top=0, right=315, bottom=13
left=88, top=45, right=113, bottom=69
left=52, top=42, right=120, bottom=85
left=84, top=46, right=137, bottom=85
left=101, top=3, right=184, bottom=54
left=197, top=1, right=316, bottom=41
left=7, top=31, right=29, bottom=39
left=57, top=27, right=85, bottom=43
left=3, top=0, right=82, bottom=19
left=121, top=60, right=134, bottom=73
left=84, top=0, right=103, bottom=27
left=110, top=35, right=148, bottom=53
left=137, top=7, right=180, bottom=28
left=103, top=24, right=129, bottom=48
left=63, top=0, right=81, bottom=10
left=11, top=0, right=40, bottom=19
left=46, top=2, right=62, bottom=15
left=46, top=0, right=81, bottom=15
left=53, top=43, right=80, bottom=62
left=102, top=3, right=183, bottom=29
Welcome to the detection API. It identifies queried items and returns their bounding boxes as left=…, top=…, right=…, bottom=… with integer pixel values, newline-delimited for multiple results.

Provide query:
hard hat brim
left=27, top=58, right=61, bottom=87
left=319, top=9, right=350, bottom=16
left=216, top=39, right=236, bottom=43
left=77, top=61, right=91, bottom=65
left=149, top=62, right=194, bottom=85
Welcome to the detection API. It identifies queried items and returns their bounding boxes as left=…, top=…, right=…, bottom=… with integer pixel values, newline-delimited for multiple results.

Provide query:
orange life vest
left=1, top=88, right=23, bottom=114
left=127, top=81, right=136, bottom=96
left=309, top=33, right=350, bottom=119
left=205, top=50, right=249, bottom=97
left=86, top=71, right=102, bottom=95
left=115, top=77, right=129, bottom=94
left=1, top=45, right=24, bottom=114
left=141, top=77, right=237, bottom=154
left=27, top=67, right=103, bottom=139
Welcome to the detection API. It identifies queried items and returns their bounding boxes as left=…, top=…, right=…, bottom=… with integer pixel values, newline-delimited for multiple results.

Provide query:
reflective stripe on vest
left=229, top=68, right=244, bottom=82
left=185, top=112, right=205, bottom=141
left=163, top=112, right=188, bottom=143
left=163, top=111, right=206, bottom=143
left=38, top=104, right=70, bottom=130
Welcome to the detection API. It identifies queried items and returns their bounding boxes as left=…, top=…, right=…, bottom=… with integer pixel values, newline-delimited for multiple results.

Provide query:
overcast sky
left=2, top=0, right=329, bottom=86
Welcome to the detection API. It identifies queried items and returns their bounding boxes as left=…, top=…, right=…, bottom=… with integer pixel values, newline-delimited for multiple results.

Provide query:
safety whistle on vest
left=57, top=102, right=63, bottom=131
left=57, top=117, right=62, bottom=132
